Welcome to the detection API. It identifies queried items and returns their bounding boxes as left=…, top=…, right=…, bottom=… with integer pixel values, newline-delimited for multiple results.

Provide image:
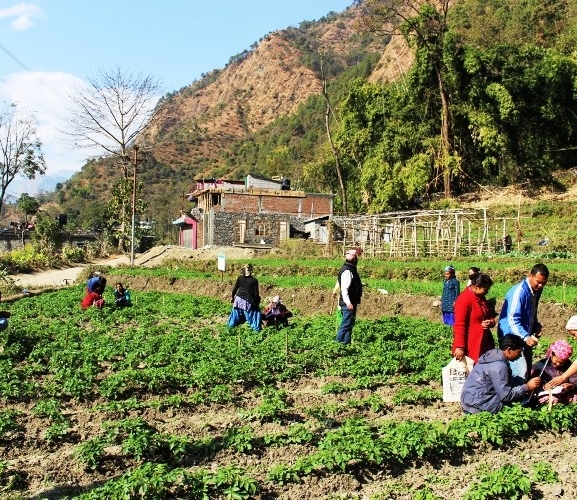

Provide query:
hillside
left=48, top=0, right=577, bottom=244
left=51, top=3, right=400, bottom=237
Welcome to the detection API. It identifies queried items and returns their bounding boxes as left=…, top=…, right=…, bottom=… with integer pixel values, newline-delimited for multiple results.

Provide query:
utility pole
left=130, top=146, right=139, bottom=266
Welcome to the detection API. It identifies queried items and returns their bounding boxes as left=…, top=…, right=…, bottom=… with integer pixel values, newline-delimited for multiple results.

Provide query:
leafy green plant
left=531, top=461, right=559, bottom=484
left=464, top=464, right=531, bottom=500
left=223, top=426, right=255, bottom=453
left=74, top=436, right=108, bottom=470
left=0, top=409, right=21, bottom=439
left=392, top=387, right=442, bottom=406
left=249, top=386, right=290, bottom=423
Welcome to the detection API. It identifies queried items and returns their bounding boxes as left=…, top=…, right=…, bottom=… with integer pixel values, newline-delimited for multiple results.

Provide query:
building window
left=254, top=219, right=272, bottom=239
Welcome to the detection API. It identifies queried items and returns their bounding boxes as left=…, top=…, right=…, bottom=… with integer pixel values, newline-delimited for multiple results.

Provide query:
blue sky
left=0, top=0, right=353, bottom=197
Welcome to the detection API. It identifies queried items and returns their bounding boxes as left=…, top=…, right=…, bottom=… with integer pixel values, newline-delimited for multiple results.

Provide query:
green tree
left=0, top=103, right=46, bottom=215
left=106, top=177, right=147, bottom=253
left=31, top=214, right=61, bottom=256
left=358, top=0, right=458, bottom=197
left=16, top=193, right=40, bottom=222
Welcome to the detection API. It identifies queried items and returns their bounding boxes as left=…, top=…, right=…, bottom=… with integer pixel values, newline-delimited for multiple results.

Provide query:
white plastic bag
left=442, top=356, right=474, bottom=403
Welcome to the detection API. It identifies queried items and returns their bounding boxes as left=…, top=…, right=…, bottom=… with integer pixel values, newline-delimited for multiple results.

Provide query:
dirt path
left=9, top=255, right=130, bottom=289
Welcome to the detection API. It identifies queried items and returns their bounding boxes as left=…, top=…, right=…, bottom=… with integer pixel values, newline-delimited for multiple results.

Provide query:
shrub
left=61, top=243, right=85, bottom=263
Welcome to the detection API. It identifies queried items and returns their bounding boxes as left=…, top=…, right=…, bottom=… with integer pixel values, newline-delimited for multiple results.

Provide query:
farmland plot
left=0, top=286, right=576, bottom=499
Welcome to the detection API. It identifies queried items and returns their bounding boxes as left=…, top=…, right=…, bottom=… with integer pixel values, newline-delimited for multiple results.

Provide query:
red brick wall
left=222, top=192, right=332, bottom=217
left=300, top=195, right=332, bottom=217
left=221, top=194, right=260, bottom=212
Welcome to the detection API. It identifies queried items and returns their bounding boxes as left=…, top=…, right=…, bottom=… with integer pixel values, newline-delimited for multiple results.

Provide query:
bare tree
left=0, top=102, right=46, bottom=214
left=67, top=67, right=161, bottom=178
left=67, top=67, right=161, bottom=251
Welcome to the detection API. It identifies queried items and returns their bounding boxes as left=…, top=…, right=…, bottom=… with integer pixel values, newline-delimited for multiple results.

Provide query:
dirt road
left=10, top=255, right=130, bottom=289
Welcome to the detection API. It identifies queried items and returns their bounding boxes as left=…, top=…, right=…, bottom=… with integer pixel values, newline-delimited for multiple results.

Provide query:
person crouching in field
left=113, top=282, right=131, bottom=307
left=262, top=295, right=293, bottom=328
left=0, top=292, right=10, bottom=331
left=460, top=334, right=541, bottom=414
left=81, top=279, right=106, bottom=310
left=531, top=340, right=577, bottom=405
left=542, top=316, right=577, bottom=392
left=228, top=263, right=261, bottom=332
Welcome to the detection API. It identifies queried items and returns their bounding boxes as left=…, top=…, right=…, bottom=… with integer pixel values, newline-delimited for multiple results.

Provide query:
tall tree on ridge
left=357, top=0, right=457, bottom=198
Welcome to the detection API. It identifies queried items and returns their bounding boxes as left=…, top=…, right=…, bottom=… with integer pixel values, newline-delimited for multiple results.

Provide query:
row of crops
left=109, top=255, right=577, bottom=306
left=1, top=284, right=576, bottom=499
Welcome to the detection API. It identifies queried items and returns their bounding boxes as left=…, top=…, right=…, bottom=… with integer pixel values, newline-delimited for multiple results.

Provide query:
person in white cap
left=262, top=295, right=293, bottom=328
left=544, top=315, right=577, bottom=390
left=334, top=248, right=363, bottom=344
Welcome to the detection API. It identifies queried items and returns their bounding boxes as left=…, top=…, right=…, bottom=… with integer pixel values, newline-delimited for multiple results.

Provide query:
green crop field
left=1, top=281, right=577, bottom=499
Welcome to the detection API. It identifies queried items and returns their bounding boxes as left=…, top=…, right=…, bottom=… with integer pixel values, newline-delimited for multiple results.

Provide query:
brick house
left=173, top=175, right=333, bottom=248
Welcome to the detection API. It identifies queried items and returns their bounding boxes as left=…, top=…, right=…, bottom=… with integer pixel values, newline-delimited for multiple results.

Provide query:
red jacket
left=81, top=291, right=104, bottom=310
left=452, top=286, right=496, bottom=363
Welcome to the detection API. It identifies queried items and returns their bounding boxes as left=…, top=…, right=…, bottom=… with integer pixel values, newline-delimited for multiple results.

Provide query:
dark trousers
left=336, top=305, right=357, bottom=344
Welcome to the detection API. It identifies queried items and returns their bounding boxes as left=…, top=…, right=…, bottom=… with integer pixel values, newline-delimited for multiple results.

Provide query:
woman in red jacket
left=452, top=273, right=497, bottom=363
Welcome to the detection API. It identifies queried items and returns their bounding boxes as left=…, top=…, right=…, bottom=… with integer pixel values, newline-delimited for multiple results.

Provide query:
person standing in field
left=466, top=267, right=480, bottom=287
left=497, top=263, right=549, bottom=383
left=334, top=248, right=363, bottom=344
left=441, top=265, right=460, bottom=327
left=228, top=263, right=261, bottom=332
left=452, top=273, right=497, bottom=363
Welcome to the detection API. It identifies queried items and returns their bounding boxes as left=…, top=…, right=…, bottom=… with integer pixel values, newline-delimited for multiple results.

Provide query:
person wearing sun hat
left=543, top=315, right=577, bottom=391
left=531, top=339, right=577, bottom=404
left=334, top=248, right=363, bottom=344
left=441, top=265, right=460, bottom=327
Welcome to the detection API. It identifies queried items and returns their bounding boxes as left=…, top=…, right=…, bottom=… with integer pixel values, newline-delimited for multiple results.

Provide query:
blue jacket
left=497, top=278, right=542, bottom=341
left=460, top=348, right=529, bottom=414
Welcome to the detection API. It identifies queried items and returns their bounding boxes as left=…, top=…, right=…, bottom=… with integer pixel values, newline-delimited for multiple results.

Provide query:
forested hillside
left=50, top=0, right=577, bottom=243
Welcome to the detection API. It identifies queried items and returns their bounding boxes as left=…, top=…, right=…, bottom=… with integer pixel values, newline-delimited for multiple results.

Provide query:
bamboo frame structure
left=332, top=209, right=509, bottom=258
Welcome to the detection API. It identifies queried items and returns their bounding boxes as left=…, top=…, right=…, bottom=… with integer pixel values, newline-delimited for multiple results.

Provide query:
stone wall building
left=174, top=175, right=333, bottom=248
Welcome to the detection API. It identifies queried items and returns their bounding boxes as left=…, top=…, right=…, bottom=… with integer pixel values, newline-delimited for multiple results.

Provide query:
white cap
left=566, top=315, right=577, bottom=330
left=272, top=295, right=280, bottom=303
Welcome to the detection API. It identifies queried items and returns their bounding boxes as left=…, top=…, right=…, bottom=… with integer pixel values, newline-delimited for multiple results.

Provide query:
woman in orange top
left=452, top=273, right=497, bottom=363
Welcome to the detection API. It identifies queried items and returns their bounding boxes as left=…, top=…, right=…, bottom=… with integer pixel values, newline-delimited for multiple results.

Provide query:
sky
left=0, top=0, right=353, bottom=199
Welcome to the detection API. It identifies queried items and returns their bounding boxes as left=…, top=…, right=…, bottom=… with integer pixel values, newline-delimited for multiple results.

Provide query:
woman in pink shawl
left=531, top=340, right=577, bottom=405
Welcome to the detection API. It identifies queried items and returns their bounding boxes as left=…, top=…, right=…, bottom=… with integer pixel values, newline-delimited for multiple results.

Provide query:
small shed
left=172, top=214, right=198, bottom=249
left=304, top=215, right=330, bottom=243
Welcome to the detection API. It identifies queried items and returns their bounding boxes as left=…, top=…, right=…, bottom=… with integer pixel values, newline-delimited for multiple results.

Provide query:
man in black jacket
left=334, top=249, right=363, bottom=344
left=228, top=263, right=261, bottom=332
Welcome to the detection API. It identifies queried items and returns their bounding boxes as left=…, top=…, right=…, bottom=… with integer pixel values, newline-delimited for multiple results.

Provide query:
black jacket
left=337, top=261, right=362, bottom=307
left=231, top=275, right=260, bottom=307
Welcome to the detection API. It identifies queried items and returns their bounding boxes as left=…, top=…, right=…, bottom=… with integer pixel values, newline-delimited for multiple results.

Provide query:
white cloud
left=0, top=71, right=91, bottom=184
left=0, top=2, right=43, bottom=31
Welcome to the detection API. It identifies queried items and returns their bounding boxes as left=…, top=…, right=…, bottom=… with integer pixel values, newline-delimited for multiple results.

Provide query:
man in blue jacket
left=497, top=263, right=549, bottom=383
left=461, top=334, right=541, bottom=414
